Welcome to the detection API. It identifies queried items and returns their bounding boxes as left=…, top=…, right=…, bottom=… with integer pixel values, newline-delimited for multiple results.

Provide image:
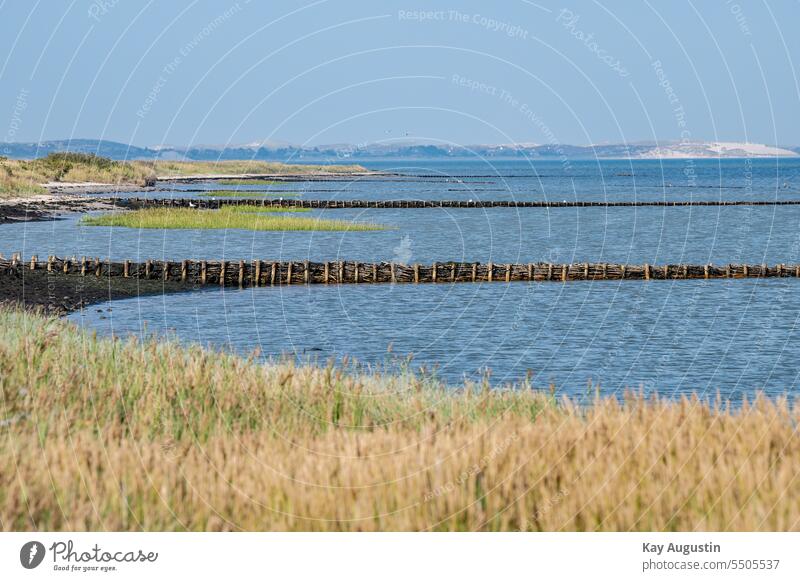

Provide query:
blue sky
left=1, top=0, right=798, bottom=147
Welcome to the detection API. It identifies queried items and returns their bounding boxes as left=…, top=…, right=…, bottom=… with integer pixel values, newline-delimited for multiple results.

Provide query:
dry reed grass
left=0, top=154, right=367, bottom=198
left=1, top=308, right=798, bottom=531
left=0, top=153, right=154, bottom=197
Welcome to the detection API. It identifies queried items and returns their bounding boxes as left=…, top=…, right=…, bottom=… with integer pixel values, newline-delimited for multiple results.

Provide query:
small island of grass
left=216, top=179, right=282, bottom=186
left=81, top=206, right=386, bottom=232
left=197, top=190, right=301, bottom=198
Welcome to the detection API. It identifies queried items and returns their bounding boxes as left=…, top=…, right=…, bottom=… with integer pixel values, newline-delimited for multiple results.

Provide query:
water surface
left=3, top=158, right=799, bottom=399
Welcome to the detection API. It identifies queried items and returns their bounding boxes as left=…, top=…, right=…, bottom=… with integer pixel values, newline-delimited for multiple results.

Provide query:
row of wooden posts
left=117, top=197, right=800, bottom=210
left=3, top=253, right=800, bottom=287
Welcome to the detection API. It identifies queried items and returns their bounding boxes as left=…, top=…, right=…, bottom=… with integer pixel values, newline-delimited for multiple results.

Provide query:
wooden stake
left=239, top=260, right=245, bottom=287
left=323, top=261, right=329, bottom=284
left=414, top=263, right=420, bottom=283
left=201, top=261, right=207, bottom=284
left=182, top=260, right=188, bottom=282
left=487, top=262, right=493, bottom=282
left=286, top=261, right=292, bottom=285
left=270, top=262, right=277, bottom=286
left=254, top=261, right=261, bottom=286
left=304, top=260, right=309, bottom=284
left=390, top=262, right=396, bottom=283
left=123, top=260, right=130, bottom=278
left=29, top=255, right=37, bottom=270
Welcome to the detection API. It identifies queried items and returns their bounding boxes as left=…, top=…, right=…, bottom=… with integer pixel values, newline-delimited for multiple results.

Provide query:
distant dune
left=636, top=141, right=798, bottom=159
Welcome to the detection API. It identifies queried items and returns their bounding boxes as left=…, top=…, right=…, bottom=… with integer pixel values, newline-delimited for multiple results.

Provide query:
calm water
left=4, top=158, right=800, bottom=400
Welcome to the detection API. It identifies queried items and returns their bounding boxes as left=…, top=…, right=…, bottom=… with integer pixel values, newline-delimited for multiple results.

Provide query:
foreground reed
left=1, top=308, right=798, bottom=531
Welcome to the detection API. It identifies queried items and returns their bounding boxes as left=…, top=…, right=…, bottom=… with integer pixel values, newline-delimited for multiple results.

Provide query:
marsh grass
left=197, top=190, right=302, bottom=198
left=1, top=308, right=799, bottom=531
left=1, top=152, right=155, bottom=198
left=216, top=179, right=282, bottom=186
left=81, top=206, right=385, bottom=231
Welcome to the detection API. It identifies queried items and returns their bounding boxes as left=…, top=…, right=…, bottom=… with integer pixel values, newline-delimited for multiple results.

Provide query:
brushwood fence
left=114, top=197, right=800, bottom=210
left=2, top=254, right=800, bottom=287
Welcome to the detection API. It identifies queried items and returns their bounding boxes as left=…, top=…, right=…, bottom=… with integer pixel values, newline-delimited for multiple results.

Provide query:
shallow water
left=4, top=158, right=800, bottom=399
left=71, top=278, right=800, bottom=401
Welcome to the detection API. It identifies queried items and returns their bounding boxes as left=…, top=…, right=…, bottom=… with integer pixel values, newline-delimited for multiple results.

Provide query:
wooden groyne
left=114, top=197, right=800, bottom=210
left=3, top=254, right=800, bottom=287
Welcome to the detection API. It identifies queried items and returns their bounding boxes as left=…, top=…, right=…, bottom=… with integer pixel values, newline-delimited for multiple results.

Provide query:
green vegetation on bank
left=0, top=152, right=155, bottom=198
left=216, top=179, right=282, bottom=186
left=81, top=206, right=385, bottom=231
left=197, top=190, right=301, bottom=198
left=0, top=307, right=798, bottom=531
left=0, top=152, right=369, bottom=198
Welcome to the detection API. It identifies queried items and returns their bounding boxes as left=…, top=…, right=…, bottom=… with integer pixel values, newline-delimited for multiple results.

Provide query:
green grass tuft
left=197, top=190, right=301, bottom=198
left=216, top=179, right=282, bottom=186
left=81, top=206, right=386, bottom=231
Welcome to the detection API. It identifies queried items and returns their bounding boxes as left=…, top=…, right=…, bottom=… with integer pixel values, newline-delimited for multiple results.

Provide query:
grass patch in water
left=81, top=206, right=385, bottom=231
left=197, top=190, right=301, bottom=198
left=216, top=179, right=282, bottom=186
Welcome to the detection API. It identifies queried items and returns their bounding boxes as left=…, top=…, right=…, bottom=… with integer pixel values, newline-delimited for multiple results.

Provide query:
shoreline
left=0, top=192, right=127, bottom=223
left=0, top=268, right=192, bottom=315
left=0, top=168, right=396, bottom=222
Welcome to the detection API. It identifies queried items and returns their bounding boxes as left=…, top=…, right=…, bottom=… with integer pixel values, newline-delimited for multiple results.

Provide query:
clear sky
left=1, top=0, right=799, bottom=148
